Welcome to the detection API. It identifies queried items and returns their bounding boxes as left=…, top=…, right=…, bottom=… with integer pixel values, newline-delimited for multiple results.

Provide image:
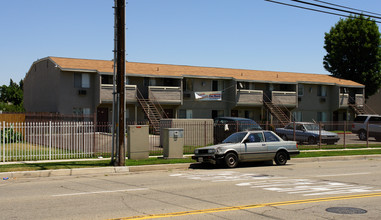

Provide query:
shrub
left=0, top=127, right=23, bottom=143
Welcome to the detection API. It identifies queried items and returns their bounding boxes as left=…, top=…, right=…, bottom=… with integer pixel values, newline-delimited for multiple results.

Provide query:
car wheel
left=224, top=152, right=238, bottom=168
left=308, top=136, right=317, bottom=145
left=281, top=135, right=288, bottom=141
left=274, top=151, right=288, bottom=165
left=359, top=130, right=367, bottom=141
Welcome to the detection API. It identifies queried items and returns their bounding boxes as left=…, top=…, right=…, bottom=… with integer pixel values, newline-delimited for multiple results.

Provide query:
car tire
left=224, top=152, right=238, bottom=168
left=281, top=135, right=288, bottom=141
left=308, top=136, right=317, bottom=145
left=274, top=151, right=288, bottom=165
left=359, top=130, right=367, bottom=141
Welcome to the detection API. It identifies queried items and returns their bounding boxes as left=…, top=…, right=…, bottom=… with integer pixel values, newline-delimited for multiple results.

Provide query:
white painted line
left=52, top=188, right=148, bottom=197
left=315, top=172, right=371, bottom=177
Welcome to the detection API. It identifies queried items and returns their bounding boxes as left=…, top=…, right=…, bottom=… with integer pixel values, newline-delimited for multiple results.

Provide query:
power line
left=265, top=0, right=352, bottom=18
left=290, top=0, right=381, bottom=20
left=265, top=0, right=381, bottom=23
left=312, top=0, right=381, bottom=17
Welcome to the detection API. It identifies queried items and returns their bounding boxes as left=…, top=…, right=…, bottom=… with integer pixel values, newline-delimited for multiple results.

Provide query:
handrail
left=263, top=92, right=294, bottom=123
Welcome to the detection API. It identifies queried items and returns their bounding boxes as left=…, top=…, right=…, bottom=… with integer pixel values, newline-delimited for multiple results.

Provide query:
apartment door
left=97, top=107, right=108, bottom=124
left=164, top=109, right=174, bottom=118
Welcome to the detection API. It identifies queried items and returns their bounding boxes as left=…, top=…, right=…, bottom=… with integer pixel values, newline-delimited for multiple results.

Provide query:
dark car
left=275, top=122, right=340, bottom=145
left=214, top=117, right=262, bottom=144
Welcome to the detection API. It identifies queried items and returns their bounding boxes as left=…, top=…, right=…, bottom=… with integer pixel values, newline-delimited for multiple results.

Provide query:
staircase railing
left=263, top=92, right=293, bottom=126
left=136, top=88, right=168, bottom=134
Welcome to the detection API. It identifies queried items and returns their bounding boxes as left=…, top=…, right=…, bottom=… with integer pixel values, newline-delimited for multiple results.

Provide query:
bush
left=0, top=127, right=23, bottom=143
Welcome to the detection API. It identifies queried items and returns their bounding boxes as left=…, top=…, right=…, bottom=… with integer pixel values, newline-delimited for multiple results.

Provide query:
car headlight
left=216, top=147, right=222, bottom=154
left=208, top=149, right=216, bottom=154
left=194, top=149, right=199, bottom=154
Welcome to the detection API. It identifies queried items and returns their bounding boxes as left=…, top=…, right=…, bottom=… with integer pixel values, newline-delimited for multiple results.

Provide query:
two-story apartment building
left=24, top=57, right=365, bottom=127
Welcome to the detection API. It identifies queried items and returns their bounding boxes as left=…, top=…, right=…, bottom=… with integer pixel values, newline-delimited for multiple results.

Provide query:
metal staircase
left=263, top=101, right=290, bottom=127
left=137, top=90, right=167, bottom=134
left=349, top=104, right=367, bottom=115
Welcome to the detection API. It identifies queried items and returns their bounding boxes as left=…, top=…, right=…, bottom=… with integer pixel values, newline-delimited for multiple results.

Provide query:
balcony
left=149, top=86, right=182, bottom=105
left=355, top=94, right=364, bottom=107
left=339, top=93, right=349, bottom=108
left=100, top=84, right=137, bottom=103
left=236, top=89, right=263, bottom=106
left=272, top=91, right=297, bottom=107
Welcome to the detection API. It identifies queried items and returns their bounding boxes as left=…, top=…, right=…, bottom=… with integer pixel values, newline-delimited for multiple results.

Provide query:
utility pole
left=116, top=0, right=125, bottom=166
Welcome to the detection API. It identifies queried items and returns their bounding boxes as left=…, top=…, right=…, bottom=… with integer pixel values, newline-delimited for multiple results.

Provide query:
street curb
left=1, top=155, right=381, bottom=179
left=291, top=154, right=381, bottom=163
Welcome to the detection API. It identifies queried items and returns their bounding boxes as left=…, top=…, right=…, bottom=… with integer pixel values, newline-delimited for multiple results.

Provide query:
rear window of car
left=264, top=132, right=280, bottom=142
left=369, top=116, right=381, bottom=124
left=354, top=116, right=368, bottom=122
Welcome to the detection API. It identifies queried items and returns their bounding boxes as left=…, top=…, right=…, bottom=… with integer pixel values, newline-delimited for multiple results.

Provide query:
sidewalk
left=1, top=154, right=381, bottom=179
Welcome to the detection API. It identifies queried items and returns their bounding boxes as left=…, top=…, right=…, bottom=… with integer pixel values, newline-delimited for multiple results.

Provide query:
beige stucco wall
left=24, top=59, right=98, bottom=115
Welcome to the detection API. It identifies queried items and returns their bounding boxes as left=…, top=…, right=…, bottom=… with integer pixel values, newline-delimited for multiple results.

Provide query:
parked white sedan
left=192, top=130, right=299, bottom=168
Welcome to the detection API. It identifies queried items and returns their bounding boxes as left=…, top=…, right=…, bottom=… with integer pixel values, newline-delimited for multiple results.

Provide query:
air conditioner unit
left=78, top=90, right=87, bottom=95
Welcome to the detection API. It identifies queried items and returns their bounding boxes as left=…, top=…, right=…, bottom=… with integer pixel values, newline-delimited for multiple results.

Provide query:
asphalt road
left=1, top=158, right=381, bottom=220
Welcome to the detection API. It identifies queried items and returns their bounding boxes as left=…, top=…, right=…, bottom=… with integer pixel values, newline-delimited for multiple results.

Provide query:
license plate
left=198, top=157, right=203, bottom=162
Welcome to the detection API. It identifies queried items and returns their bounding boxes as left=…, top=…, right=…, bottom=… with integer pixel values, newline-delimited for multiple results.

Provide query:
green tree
left=323, top=15, right=381, bottom=98
left=0, top=79, right=24, bottom=112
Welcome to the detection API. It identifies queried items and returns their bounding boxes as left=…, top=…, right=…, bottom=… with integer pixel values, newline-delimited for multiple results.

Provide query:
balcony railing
left=272, top=91, right=297, bottom=107
left=355, top=94, right=364, bottom=107
left=149, top=86, right=182, bottom=104
left=100, top=84, right=137, bottom=103
left=236, top=89, right=263, bottom=106
left=339, top=93, right=349, bottom=108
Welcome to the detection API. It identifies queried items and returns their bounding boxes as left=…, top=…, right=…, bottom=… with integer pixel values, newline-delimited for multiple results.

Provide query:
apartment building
left=24, top=57, right=365, bottom=127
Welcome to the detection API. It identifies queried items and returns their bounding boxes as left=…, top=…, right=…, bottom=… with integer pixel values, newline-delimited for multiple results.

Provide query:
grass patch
left=294, top=149, right=381, bottom=158
left=298, top=144, right=381, bottom=150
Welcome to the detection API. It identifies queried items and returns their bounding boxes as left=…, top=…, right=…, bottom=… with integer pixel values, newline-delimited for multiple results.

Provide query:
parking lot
left=335, top=133, right=381, bottom=145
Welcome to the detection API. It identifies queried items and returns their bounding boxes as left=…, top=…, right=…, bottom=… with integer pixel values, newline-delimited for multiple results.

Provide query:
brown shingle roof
left=48, top=56, right=363, bottom=87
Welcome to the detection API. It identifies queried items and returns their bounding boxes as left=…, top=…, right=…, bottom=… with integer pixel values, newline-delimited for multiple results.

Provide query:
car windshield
left=303, top=124, right=319, bottom=131
left=223, top=132, right=247, bottom=143
left=238, top=120, right=262, bottom=131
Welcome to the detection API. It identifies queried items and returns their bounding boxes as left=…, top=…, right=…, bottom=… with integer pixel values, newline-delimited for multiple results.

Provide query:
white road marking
left=52, top=188, right=148, bottom=197
left=171, top=171, right=381, bottom=196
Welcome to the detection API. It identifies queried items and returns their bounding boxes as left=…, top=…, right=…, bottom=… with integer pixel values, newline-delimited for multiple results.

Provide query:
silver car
left=192, top=130, right=299, bottom=168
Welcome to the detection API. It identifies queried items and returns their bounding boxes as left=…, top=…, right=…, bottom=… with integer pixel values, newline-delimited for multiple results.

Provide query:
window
left=246, top=133, right=264, bottom=143
left=317, top=112, right=327, bottom=122
left=293, top=111, right=303, bottom=122
left=212, top=110, right=224, bottom=119
left=264, top=131, right=280, bottom=142
left=369, top=116, right=381, bottom=124
left=298, top=84, right=304, bottom=96
left=74, top=73, right=90, bottom=88
left=73, top=107, right=91, bottom=115
left=212, top=80, right=224, bottom=91
left=179, top=109, right=193, bottom=119
left=296, top=124, right=304, bottom=131
left=183, top=79, right=194, bottom=91
left=318, top=85, right=327, bottom=97
left=101, top=75, right=113, bottom=84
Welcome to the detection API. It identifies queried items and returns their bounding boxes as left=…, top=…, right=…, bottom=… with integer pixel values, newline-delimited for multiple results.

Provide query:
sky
left=0, top=0, right=380, bottom=86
